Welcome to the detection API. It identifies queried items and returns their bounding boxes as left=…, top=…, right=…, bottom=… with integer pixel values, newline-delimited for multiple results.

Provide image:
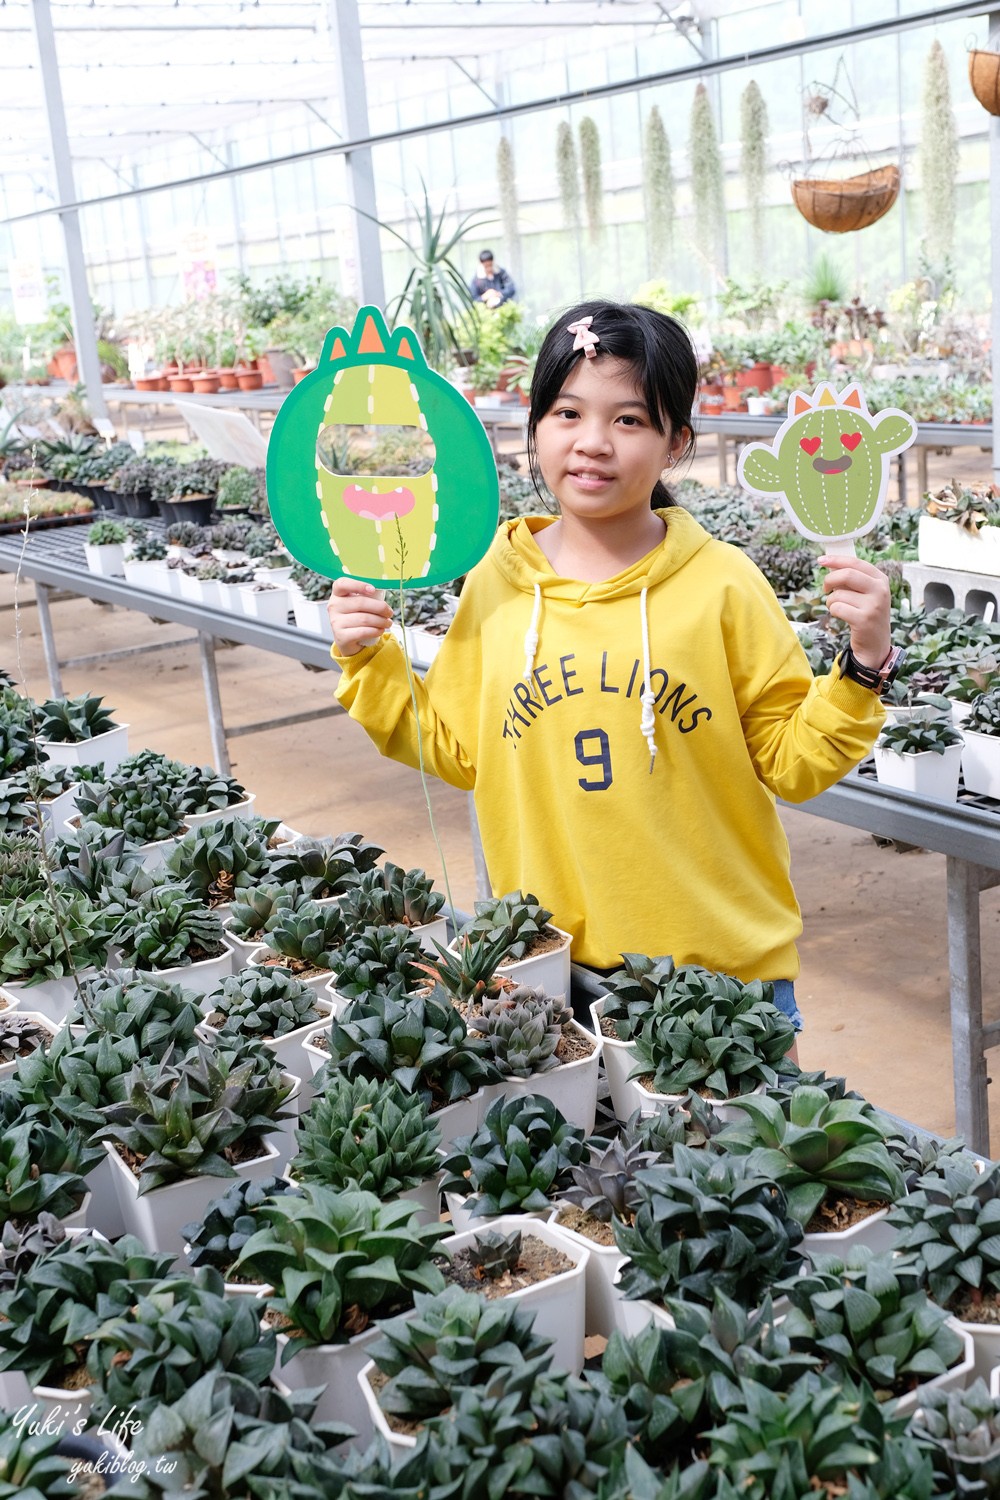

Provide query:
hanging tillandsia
left=555, top=120, right=581, bottom=233
left=689, top=82, right=726, bottom=276
left=578, top=116, right=604, bottom=244
left=739, top=80, right=769, bottom=267
left=920, top=40, right=958, bottom=264
left=643, top=106, right=675, bottom=276
left=496, top=136, right=522, bottom=286
left=791, top=56, right=901, bottom=234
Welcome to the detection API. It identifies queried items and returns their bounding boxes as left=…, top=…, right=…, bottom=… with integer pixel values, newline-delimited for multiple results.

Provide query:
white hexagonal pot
left=477, top=1021, right=601, bottom=1134
left=588, top=996, right=639, bottom=1124
left=799, top=1205, right=897, bottom=1260
left=961, top=730, right=1000, bottom=800
left=873, top=743, right=963, bottom=802
left=182, top=794, right=257, bottom=830
left=274, top=1324, right=379, bottom=1441
left=546, top=1205, right=627, bottom=1340
left=37, top=723, right=129, bottom=775
left=0, top=970, right=99, bottom=1027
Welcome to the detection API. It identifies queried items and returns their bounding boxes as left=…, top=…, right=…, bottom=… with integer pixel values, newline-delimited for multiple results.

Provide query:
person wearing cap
left=469, top=250, right=517, bottom=309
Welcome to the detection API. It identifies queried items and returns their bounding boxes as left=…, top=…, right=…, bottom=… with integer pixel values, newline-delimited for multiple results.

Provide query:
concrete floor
left=5, top=430, right=1000, bottom=1150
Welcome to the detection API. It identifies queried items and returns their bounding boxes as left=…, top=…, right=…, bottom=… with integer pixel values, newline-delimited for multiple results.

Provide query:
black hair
left=479, top=249, right=494, bottom=261
left=526, top=299, right=698, bottom=510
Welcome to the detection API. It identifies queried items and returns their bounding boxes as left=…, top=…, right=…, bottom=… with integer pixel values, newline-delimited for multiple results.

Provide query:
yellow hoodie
left=333, top=507, right=883, bottom=979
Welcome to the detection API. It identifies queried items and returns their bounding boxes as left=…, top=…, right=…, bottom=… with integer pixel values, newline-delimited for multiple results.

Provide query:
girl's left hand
left=817, top=554, right=891, bottom=670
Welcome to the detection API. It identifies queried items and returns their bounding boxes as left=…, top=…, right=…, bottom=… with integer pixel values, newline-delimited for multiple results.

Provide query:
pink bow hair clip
left=567, top=316, right=600, bottom=359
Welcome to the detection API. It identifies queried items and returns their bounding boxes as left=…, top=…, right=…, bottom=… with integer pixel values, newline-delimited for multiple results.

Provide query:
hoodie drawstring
left=639, top=586, right=657, bottom=772
left=523, top=582, right=542, bottom=681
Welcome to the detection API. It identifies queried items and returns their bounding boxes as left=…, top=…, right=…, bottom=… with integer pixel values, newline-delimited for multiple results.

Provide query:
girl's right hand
left=327, top=577, right=393, bottom=656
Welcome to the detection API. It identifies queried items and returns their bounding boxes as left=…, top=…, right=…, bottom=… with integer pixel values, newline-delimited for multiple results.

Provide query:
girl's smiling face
left=534, top=355, right=680, bottom=524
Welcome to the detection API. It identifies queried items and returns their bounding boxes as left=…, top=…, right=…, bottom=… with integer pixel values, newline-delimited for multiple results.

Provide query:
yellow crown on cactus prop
left=266, top=306, right=500, bottom=587
left=736, top=381, right=916, bottom=547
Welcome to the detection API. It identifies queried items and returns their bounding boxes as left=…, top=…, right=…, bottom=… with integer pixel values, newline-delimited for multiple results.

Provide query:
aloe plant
left=112, top=882, right=226, bottom=971
left=86, top=1266, right=277, bottom=1421
left=322, top=988, right=499, bottom=1111
left=0, top=892, right=107, bottom=984
left=367, top=1284, right=555, bottom=1425
left=887, top=1154, right=1000, bottom=1312
left=441, top=1092, right=587, bottom=1217
left=458, top=890, right=557, bottom=963
left=182, top=1175, right=298, bottom=1279
left=777, top=1246, right=966, bottom=1400
left=613, top=1147, right=804, bottom=1310
left=718, top=1084, right=905, bottom=1228
left=332, top=922, right=429, bottom=999
left=98, top=1040, right=293, bottom=1194
left=267, top=831, right=384, bottom=898
left=203, top=966, right=321, bottom=1044
left=468, top=985, right=573, bottom=1078
left=419, top=930, right=513, bottom=1007
left=235, top=1184, right=449, bottom=1350
left=908, top=1377, right=1000, bottom=1496
left=0, top=1231, right=173, bottom=1389
left=340, top=860, right=445, bottom=930
left=166, top=815, right=279, bottom=906
left=36, top=693, right=118, bottom=742
left=291, top=1073, right=441, bottom=1199
left=0, top=1116, right=103, bottom=1226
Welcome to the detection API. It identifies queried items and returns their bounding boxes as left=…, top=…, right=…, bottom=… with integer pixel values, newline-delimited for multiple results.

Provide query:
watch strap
left=838, top=644, right=905, bottom=695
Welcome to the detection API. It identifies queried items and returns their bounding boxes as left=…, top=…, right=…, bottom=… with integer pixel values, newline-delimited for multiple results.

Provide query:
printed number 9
left=575, top=728, right=612, bottom=792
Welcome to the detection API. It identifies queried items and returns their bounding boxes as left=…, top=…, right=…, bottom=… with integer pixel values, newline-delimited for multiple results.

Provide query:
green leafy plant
left=967, top=684, right=1000, bottom=738
left=0, top=892, right=107, bottom=985
left=216, top=466, right=264, bottom=511
left=878, top=705, right=964, bottom=754
left=0, top=1116, right=103, bottom=1226
left=66, top=969, right=203, bottom=1053
left=112, top=883, right=226, bottom=971
left=718, top=1084, right=904, bottom=1228
left=908, top=1376, right=1000, bottom=1496
left=267, top=831, right=383, bottom=899
left=0, top=1415, right=88, bottom=1500
left=599, top=953, right=680, bottom=1041
left=72, top=771, right=185, bottom=845
left=236, top=1184, right=450, bottom=1349
left=225, top=881, right=307, bottom=944
left=99, top=1040, right=293, bottom=1193
left=332, top=922, right=429, bottom=1000
left=36, top=694, right=117, bottom=743
left=175, top=766, right=249, bottom=816
left=459, top=891, right=556, bottom=964
left=258, top=899, right=348, bottom=975
left=468, top=985, right=574, bottom=1078
left=642, top=106, right=675, bottom=275
left=0, top=723, right=41, bottom=779
left=321, top=988, right=499, bottom=1111
left=291, top=1073, right=441, bottom=1199
left=441, top=1092, right=587, bottom=1217
left=887, top=1154, right=1000, bottom=1312
left=86, top=518, right=127, bottom=546
left=418, top=929, right=512, bottom=1008
left=166, top=815, right=279, bottom=906
left=203, top=966, right=320, bottom=1044
left=340, top=861, right=445, bottom=930
left=613, top=1147, right=804, bottom=1309
left=377, top=183, right=486, bottom=372
left=629, top=1093, right=732, bottom=1161
left=0, top=834, right=46, bottom=903
left=689, top=82, right=726, bottom=272
left=182, top=1174, right=298, bottom=1279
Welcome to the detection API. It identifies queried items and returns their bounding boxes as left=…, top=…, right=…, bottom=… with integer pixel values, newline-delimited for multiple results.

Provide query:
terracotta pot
left=133, top=376, right=162, bottom=392
left=722, top=386, right=746, bottom=411
left=770, top=365, right=787, bottom=385
left=218, top=368, right=239, bottom=389
left=257, top=353, right=276, bottom=385
left=969, top=49, right=1000, bottom=115
left=192, top=372, right=221, bottom=394
left=292, top=366, right=314, bottom=384
left=169, top=376, right=194, bottom=393
left=236, top=370, right=263, bottom=391
left=162, top=364, right=179, bottom=377
left=736, top=363, right=773, bottom=392
left=518, top=389, right=530, bottom=407
left=51, top=346, right=78, bottom=382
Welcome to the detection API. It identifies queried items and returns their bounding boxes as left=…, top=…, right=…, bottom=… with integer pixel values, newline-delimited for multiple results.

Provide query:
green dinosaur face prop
left=736, top=382, right=916, bottom=546
left=266, top=306, right=500, bottom=586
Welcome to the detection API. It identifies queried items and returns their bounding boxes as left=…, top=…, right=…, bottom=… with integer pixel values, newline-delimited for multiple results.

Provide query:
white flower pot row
left=918, top=515, right=1000, bottom=575
left=874, top=731, right=1000, bottom=803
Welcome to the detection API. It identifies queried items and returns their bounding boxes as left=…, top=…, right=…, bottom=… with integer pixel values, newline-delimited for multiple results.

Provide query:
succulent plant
left=322, top=988, right=499, bottom=1111
left=0, top=1415, right=85, bottom=1500
left=0, top=1212, right=69, bottom=1292
left=86, top=1266, right=276, bottom=1421
left=419, top=930, right=513, bottom=1007
left=267, top=831, right=384, bottom=898
left=718, top=1085, right=905, bottom=1229
left=165, top=518, right=207, bottom=549
left=629, top=1094, right=729, bottom=1159
left=113, top=882, right=226, bottom=971
left=66, top=969, right=203, bottom=1052
left=226, top=880, right=308, bottom=943
left=0, top=834, right=46, bottom=903
left=236, top=1184, right=449, bottom=1349
left=877, top=705, right=964, bottom=755
left=613, top=1147, right=804, bottom=1310
left=908, top=1377, right=1000, bottom=1497
left=175, top=765, right=249, bottom=816
left=880, top=1122, right=966, bottom=1192
left=0, top=722, right=39, bottom=778
left=458, top=890, right=556, bottom=963
left=467, top=986, right=573, bottom=1078
left=967, top=684, right=1000, bottom=738
left=182, top=1175, right=298, bottom=1279
left=98, top=1040, right=293, bottom=1194
left=559, top=1132, right=662, bottom=1227
left=441, top=1093, right=587, bottom=1217
left=777, top=1246, right=966, bottom=1400
left=465, top=1227, right=524, bottom=1278
left=35, top=693, right=118, bottom=743
left=72, top=771, right=185, bottom=844
left=367, top=1284, right=555, bottom=1424
left=332, top=922, right=429, bottom=1000
left=0, top=1116, right=103, bottom=1226
left=49, top=825, right=141, bottom=901
left=596, top=953, right=681, bottom=1041
left=0, top=1230, right=173, bottom=1389
left=17, top=1018, right=149, bottom=1112
left=125, top=1368, right=352, bottom=1499
left=0, top=891, right=107, bottom=984
left=203, top=966, right=321, bottom=1043
left=0, top=781, right=35, bottom=837
left=887, top=1154, right=1000, bottom=1312
left=0, top=1012, right=52, bottom=1064
left=258, top=899, right=348, bottom=974
left=291, top=1073, right=441, bottom=1199
left=341, top=861, right=445, bottom=931
left=166, top=815, right=279, bottom=905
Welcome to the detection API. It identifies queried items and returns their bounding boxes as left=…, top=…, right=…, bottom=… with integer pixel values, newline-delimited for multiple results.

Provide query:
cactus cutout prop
left=736, top=382, right=916, bottom=555
left=266, top=306, right=500, bottom=587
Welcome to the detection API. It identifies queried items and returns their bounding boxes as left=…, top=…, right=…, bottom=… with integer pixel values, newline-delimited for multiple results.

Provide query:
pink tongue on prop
left=343, top=484, right=416, bottom=522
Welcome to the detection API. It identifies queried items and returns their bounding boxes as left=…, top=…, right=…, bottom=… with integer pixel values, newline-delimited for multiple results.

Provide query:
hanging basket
left=969, top=49, right=1000, bottom=116
left=791, top=164, right=900, bottom=234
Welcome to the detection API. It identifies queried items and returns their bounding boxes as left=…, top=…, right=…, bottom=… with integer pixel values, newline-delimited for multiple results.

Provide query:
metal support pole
left=227, top=144, right=246, bottom=275
left=198, top=633, right=231, bottom=776
left=991, top=11, right=1000, bottom=485
left=34, top=582, right=63, bottom=697
left=467, top=792, right=491, bottom=901
left=330, top=0, right=386, bottom=308
left=29, top=0, right=108, bottom=423
left=945, top=856, right=995, bottom=1154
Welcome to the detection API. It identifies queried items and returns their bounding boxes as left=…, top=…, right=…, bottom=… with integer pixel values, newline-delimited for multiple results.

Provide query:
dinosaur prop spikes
left=266, top=305, right=500, bottom=588
left=736, top=381, right=916, bottom=554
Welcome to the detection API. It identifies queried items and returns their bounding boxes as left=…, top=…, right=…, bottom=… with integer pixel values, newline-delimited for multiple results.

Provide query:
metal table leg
left=946, top=857, right=1000, bottom=1155
left=34, top=582, right=64, bottom=696
left=717, top=433, right=728, bottom=486
left=198, top=633, right=231, bottom=775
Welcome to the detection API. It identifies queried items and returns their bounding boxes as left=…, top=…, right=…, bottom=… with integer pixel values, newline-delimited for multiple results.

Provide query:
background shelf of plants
left=4, top=673, right=1000, bottom=1498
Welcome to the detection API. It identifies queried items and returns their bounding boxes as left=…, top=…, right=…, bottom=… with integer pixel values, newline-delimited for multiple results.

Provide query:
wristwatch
left=837, top=643, right=907, bottom=696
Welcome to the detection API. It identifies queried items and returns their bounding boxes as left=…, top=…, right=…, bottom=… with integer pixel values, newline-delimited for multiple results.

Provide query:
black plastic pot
left=107, top=487, right=128, bottom=516
left=56, top=1431, right=125, bottom=1489
left=122, top=488, right=157, bottom=520
left=171, top=493, right=214, bottom=527
left=82, top=482, right=115, bottom=512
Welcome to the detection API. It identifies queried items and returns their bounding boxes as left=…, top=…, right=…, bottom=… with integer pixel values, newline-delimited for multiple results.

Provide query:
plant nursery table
left=0, top=520, right=343, bottom=779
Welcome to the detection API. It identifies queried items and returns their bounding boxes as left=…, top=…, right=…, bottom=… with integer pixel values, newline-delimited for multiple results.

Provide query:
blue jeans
left=772, top=979, right=803, bottom=1033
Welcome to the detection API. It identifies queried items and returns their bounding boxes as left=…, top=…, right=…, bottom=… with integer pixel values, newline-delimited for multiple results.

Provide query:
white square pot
left=0, top=969, right=100, bottom=1027
left=241, top=584, right=291, bottom=627
left=799, top=1205, right=897, bottom=1260
left=588, top=995, right=639, bottom=1124
left=37, top=723, right=129, bottom=774
left=547, top=1206, right=628, bottom=1340
left=122, top=558, right=169, bottom=592
left=441, top=1215, right=588, bottom=1376
left=478, top=1020, right=601, bottom=1134
left=961, top=730, right=1000, bottom=800
left=292, top=596, right=333, bottom=641
left=412, top=914, right=450, bottom=954
left=614, top=1287, right=676, bottom=1340
left=84, top=542, right=125, bottom=577
left=182, top=794, right=257, bottom=830
left=918, top=515, right=1000, bottom=574
left=873, top=743, right=963, bottom=803
left=217, top=582, right=249, bottom=614
left=953, top=1313, right=1000, bottom=1385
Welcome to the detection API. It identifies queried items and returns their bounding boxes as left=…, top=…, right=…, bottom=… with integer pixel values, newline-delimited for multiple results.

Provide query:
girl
left=327, top=300, right=891, bottom=1034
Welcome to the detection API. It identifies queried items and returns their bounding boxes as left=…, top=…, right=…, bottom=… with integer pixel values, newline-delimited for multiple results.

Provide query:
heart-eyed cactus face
left=737, top=384, right=916, bottom=544
left=266, top=306, right=500, bottom=587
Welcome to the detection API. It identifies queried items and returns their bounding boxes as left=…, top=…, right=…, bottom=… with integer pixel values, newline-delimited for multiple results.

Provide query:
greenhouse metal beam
left=993, top=12, right=1000, bottom=485
left=331, top=0, right=384, bottom=308
left=29, top=0, right=107, bottom=422
left=1, top=0, right=987, bottom=226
